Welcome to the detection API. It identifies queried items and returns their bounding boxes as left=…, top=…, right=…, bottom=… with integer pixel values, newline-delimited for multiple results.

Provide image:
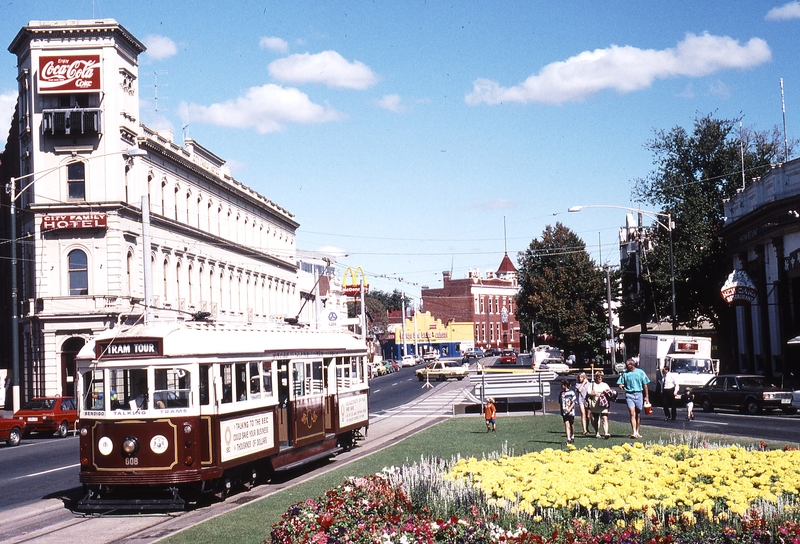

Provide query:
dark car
left=692, top=374, right=796, bottom=415
left=499, top=350, right=517, bottom=364
left=13, top=396, right=78, bottom=437
left=486, top=348, right=502, bottom=357
left=0, top=416, right=26, bottom=446
left=461, top=348, right=485, bottom=363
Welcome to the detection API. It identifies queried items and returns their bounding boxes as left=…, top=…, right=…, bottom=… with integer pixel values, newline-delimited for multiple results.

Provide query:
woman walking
left=575, top=372, right=590, bottom=435
left=586, top=370, right=611, bottom=439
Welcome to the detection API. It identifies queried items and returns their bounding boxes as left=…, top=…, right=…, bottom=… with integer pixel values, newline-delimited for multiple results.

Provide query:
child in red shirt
left=484, top=397, right=497, bottom=432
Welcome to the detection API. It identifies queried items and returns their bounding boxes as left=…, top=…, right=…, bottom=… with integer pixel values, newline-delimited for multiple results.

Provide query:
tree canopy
left=515, top=223, right=610, bottom=363
left=632, top=113, right=794, bottom=343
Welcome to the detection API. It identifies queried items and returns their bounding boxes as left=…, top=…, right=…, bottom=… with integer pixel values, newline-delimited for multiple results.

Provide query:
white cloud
left=143, top=35, right=178, bottom=60
left=0, top=90, right=17, bottom=125
left=375, top=94, right=405, bottom=113
left=465, top=33, right=771, bottom=106
left=259, top=36, right=289, bottom=53
left=766, top=1, right=800, bottom=20
left=268, top=51, right=378, bottom=90
left=180, top=84, right=341, bottom=134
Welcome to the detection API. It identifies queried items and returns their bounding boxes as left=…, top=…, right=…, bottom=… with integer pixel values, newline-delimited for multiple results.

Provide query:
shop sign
left=42, top=213, right=107, bottom=231
left=342, top=266, right=369, bottom=296
left=720, top=269, right=757, bottom=304
left=38, top=54, right=101, bottom=93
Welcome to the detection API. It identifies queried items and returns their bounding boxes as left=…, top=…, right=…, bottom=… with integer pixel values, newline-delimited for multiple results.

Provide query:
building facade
left=1, top=20, right=306, bottom=404
left=421, top=254, right=520, bottom=352
left=721, top=156, right=800, bottom=383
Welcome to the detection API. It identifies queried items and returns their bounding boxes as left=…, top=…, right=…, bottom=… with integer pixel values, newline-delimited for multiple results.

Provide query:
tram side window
left=220, top=364, right=233, bottom=404
left=236, top=363, right=247, bottom=401
left=82, top=370, right=104, bottom=411
left=311, top=360, right=323, bottom=394
left=249, top=361, right=261, bottom=399
left=154, top=368, right=190, bottom=409
left=261, top=361, right=273, bottom=395
left=199, top=365, right=210, bottom=405
left=293, top=361, right=306, bottom=397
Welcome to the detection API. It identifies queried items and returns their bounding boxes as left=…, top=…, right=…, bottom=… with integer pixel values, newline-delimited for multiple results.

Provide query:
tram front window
left=154, top=368, right=191, bottom=409
left=82, top=370, right=104, bottom=411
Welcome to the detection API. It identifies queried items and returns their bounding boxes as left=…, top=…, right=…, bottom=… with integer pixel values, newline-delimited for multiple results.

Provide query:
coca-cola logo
left=38, top=55, right=101, bottom=93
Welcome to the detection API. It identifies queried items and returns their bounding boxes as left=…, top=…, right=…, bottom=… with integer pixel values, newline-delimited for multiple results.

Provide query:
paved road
left=0, top=378, right=469, bottom=544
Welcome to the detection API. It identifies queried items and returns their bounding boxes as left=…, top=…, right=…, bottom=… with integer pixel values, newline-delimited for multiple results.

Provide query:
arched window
left=68, top=249, right=88, bottom=295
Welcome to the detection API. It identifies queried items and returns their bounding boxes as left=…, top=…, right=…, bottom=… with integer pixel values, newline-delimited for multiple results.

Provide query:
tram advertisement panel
left=220, top=412, right=275, bottom=463
left=338, top=393, right=368, bottom=429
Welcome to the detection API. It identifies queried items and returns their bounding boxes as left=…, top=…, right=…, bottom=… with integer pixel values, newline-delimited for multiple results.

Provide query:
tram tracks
left=0, top=380, right=470, bottom=544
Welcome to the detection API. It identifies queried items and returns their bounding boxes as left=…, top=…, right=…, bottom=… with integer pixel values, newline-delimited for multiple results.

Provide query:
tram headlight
left=122, top=436, right=140, bottom=456
left=183, top=423, right=192, bottom=434
left=80, top=427, right=88, bottom=436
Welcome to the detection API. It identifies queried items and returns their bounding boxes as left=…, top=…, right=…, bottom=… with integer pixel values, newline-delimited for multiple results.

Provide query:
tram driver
left=134, top=378, right=148, bottom=410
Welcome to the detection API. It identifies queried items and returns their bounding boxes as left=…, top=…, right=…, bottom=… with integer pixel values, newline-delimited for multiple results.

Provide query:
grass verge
left=161, top=414, right=776, bottom=544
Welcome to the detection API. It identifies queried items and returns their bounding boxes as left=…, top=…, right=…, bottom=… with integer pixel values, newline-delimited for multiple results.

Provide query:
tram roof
left=76, top=321, right=367, bottom=362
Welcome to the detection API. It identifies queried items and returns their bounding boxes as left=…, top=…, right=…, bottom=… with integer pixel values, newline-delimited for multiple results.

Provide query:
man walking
left=661, top=367, right=678, bottom=420
left=617, top=359, right=650, bottom=438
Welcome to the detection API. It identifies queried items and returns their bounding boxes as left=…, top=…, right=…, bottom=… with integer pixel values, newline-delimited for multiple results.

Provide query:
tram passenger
left=134, top=378, right=148, bottom=409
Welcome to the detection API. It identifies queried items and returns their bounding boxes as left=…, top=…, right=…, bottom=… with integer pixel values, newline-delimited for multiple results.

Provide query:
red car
left=499, top=350, right=518, bottom=364
left=0, top=416, right=26, bottom=446
left=13, top=396, right=78, bottom=437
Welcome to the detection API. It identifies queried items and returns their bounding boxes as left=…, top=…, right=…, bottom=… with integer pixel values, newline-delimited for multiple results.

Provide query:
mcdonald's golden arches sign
left=342, top=267, right=369, bottom=297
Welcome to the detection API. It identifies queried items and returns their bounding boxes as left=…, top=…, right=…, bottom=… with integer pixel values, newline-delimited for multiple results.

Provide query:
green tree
left=632, top=114, right=793, bottom=357
left=515, top=223, right=609, bottom=363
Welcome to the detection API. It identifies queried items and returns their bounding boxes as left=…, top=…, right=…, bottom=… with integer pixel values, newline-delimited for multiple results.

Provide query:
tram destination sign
left=96, top=338, right=164, bottom=359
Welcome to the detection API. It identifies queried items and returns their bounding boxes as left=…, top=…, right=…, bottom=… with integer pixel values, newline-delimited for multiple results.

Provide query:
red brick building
left=421, top=254, right=520, bottom=352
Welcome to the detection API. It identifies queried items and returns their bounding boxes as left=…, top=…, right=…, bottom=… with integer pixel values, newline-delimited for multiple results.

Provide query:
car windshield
left=21, top=399, right=56, bottom=410
left=445, top=362, right=461, bottom=368
left=670, top=358, right=714, bottom=373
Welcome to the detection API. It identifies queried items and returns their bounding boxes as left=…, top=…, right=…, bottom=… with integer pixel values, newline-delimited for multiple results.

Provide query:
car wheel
left=701, top=397, right=714, bottom=413
left=417, top=375, right=424, bottom=382
left=7, top=426, right=21, bottom=447
left=744, top=398, right=760, bottom=415
left=438, top=374, right=446, bottom=382
left=457, top=377, right=464, bottom=381
left=56, top=420, right=69, bottom=438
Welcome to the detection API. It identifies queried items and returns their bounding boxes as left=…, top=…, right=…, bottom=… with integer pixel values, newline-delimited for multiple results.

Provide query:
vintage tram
left=74, top=321, right=370, bottom=511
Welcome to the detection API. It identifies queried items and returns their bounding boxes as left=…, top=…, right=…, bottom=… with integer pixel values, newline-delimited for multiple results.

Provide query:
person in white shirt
left=661, top=367, right=679, bottom=420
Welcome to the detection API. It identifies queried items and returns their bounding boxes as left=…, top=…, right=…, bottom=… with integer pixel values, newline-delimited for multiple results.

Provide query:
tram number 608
left=125, top=457, right=139, bottom=466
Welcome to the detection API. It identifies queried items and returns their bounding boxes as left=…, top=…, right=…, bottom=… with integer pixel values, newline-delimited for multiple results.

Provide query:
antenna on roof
left=781, top=78, right=790, bottom=161
left=154, top=71, right=169, bottom=115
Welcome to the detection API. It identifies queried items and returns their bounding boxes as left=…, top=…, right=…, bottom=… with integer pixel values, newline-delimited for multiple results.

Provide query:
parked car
left=692, top=374, right=796, bottom=415
left=401, top=355, right=416, bottom=367
left=0, top=416, right=26, bottom=446
left=499, top=349, right=517, bottom=364
left=423, top=351, right=440, bottom=362
left=486, top=348, right=502, bottom=357
left=382, top=360, right=397, bottom=374
left=416, top=361, right=468, bottom=382
left=13, top=396, right=78, bottom=437
left=461, top=348, right=485, bottom=363
left=536, top=358, right=571, bottom=375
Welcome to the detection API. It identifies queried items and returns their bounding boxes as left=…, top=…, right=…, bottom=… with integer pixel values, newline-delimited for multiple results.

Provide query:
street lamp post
left=6, top=147, right=147, bottom=412
left=569, top=205, right=677, bottom=331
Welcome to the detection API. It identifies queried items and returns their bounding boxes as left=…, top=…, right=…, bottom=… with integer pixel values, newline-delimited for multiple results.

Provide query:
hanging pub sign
left=38, top=54, right=101, bottom=93
left=720, top=269, right=757, bottom=305
left=41, top=213, right=107, bottom=232
left=342, top=266, right=369, bottom=297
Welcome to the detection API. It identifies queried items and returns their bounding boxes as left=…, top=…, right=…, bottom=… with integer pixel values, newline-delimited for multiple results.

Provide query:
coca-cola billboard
left=38, top=55, right=101, bottom=93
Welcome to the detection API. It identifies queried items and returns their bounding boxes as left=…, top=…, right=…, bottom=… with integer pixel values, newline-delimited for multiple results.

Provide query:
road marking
left=11, top=463, right=80, bottom=480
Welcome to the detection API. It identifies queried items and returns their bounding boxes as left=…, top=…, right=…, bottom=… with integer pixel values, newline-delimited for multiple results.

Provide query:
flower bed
left=270, top=442, right=800, bottom=543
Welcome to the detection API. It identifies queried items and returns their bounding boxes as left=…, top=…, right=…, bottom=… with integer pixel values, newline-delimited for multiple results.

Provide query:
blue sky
left=1, top=1, right=798, bottom=297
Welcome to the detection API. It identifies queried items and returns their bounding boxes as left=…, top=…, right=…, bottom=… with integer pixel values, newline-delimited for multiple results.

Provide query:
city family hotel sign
left=41, top=214, right=107, bottom=232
